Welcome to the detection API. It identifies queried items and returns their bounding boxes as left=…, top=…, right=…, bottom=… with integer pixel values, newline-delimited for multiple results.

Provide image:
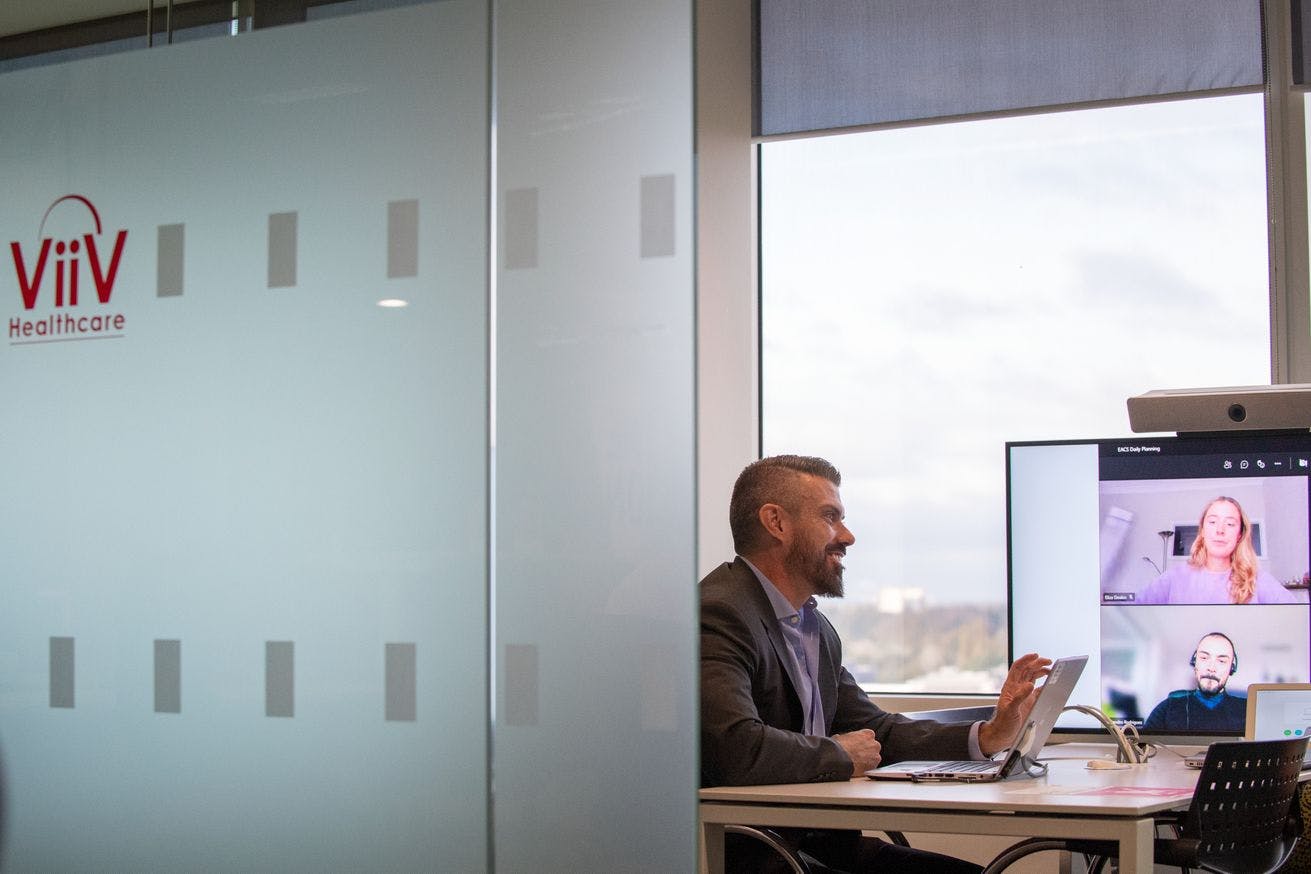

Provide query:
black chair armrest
left=724, top=824, right=814, bottom=874
left=1152, top=836, right=1200, bottom=869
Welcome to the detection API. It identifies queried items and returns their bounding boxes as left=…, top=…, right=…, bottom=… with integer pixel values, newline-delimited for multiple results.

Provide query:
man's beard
left=1196, top=674, right=1227, bottom=697
left=788, top=537, right=845, bottom=598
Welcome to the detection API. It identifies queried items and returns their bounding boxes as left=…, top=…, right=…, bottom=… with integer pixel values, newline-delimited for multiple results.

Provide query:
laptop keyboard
left=919, top=760, right=997, bottom=774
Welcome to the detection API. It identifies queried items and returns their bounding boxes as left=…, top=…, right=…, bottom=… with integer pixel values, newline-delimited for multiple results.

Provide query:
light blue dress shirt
left=741, top=556, right=987, bottom=759
left=743, top=558, right=826, bottom=736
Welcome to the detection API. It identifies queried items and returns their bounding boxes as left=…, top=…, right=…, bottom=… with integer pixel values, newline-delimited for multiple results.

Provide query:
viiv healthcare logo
left=8, top=194, right=129, bottom=345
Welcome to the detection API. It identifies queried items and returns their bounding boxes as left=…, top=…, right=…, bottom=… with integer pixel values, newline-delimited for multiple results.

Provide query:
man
left=701, top=455, right=1053, bottom=873
left=1142, top=632, right=1245, bottom=732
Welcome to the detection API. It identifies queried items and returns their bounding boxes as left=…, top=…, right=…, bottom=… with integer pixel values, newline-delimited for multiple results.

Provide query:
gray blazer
left=700, top=558, right=974, bottom=786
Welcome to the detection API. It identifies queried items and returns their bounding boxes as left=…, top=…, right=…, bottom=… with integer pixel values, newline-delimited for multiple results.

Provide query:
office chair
left=1277, top=781, right=1311, bottom=872
left=980, top=736, right=1309, bottom=874
left=721, top=708, right=974, bottom=873
left=724, top=825, right=913, bottom=874
left=725, top=825, right=816, bottom=874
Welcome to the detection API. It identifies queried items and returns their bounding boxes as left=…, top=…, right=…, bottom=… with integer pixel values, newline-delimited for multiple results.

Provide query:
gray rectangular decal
left=640, top=174, right=675, bottom=258
left=267, top=212, right=298, bottom=288
left=157, top=223, right=185, bottom=297
left=504, top=187, right=538, bottom=270
left=504, top=643, right=538, bottom=726
left=154, top=639, right=181, bottom=714
left=266, top=640, right=294, bottom=717
left=50, top=636, right=74, bottom=709
left=385, top=642, right=417, bottom=721
left=387, top=200, right=419, bottom=278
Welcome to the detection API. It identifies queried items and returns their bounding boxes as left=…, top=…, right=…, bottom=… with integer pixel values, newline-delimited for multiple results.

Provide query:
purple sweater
left=1138, top=564, right=1299, bottom=604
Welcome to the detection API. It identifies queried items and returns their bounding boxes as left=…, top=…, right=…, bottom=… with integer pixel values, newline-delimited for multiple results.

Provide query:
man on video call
left=700, top=454, right=1053, bottom=874
left=1142, top=631, right=1246, bottom=732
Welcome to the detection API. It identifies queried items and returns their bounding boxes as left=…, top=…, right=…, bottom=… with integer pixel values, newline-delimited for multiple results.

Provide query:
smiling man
left=700, top=454, right=1052, bottom=873
left=1142, top=632, right=1246, bottom=732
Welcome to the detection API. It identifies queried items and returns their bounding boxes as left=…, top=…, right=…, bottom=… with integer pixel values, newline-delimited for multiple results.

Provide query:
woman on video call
left=1138, top=496, right=1299, bottom=604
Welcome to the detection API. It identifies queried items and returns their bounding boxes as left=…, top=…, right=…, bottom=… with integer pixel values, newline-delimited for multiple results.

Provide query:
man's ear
left=758, top=503, right=788, bottom=543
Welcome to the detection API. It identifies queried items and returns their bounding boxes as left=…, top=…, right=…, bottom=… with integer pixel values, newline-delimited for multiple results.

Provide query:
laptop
left=865, top=654, right=1088, bottom=782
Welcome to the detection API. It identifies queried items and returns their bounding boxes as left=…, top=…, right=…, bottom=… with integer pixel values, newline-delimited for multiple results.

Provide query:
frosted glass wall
left=0, top=0, right=697, bottom=869
left=494, top=1, right=698, bottom=871
left=0, top=3, right=489, bottom=870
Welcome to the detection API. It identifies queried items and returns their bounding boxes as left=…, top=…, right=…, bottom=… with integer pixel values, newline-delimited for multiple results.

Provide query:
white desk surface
left=701, top=743, right=1205, bottom=816
left=699, top=743, right=1210, bottom=874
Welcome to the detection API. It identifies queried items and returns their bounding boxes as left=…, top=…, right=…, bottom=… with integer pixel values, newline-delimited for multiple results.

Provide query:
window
left=761, top=94, right=1271, bottom=692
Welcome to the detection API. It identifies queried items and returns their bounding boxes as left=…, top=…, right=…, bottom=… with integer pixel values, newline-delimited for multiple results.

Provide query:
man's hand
left=833, top=728, right=882, bottom=773
left=978, top=653, right=1053, bottom=756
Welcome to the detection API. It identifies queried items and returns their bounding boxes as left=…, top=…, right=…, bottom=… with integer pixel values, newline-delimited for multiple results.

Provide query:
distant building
left=877, top=587, right=925, bottom=614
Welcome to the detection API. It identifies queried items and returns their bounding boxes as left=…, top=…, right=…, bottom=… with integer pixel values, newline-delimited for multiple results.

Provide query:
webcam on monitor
left=1127, top=384, right=1311, bottom=434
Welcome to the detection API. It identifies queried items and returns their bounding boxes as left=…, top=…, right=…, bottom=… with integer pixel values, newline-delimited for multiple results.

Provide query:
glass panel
left=493, top=0, right=698, bottom=869
left=0, top=3, right=489, bottom=869
left=762, top=94, right=1270, bottom=692
left=0, top=0, right=434, bottom=75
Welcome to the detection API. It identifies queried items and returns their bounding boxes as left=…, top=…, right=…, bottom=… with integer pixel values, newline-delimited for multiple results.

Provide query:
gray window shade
left=758, top=0, right=1264, bottom=136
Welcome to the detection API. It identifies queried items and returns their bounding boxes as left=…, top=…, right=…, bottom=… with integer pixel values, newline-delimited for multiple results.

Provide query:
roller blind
left=758, top=0, right=1264, bottom=136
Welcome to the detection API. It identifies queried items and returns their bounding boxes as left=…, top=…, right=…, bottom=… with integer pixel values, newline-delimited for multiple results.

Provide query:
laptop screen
left=1245, top=683, right=1311, bottom=744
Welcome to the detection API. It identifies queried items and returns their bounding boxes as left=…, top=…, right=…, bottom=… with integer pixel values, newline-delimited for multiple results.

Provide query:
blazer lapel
left=733, top=558, right=807, bottom=727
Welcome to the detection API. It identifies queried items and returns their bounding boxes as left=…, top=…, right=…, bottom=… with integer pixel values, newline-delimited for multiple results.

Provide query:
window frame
left=747, top=0, right=1311, bottom=700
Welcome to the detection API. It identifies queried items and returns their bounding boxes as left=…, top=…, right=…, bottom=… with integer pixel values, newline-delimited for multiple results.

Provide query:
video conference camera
left=1127, top=384, right=1311, bottom=434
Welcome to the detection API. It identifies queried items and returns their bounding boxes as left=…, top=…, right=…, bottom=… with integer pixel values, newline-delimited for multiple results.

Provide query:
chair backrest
left=1184, top=737, right=1308, bottom=866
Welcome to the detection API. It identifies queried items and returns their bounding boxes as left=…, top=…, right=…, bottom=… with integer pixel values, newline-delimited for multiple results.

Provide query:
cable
left=1020, top=758, right=1050, bottom=778
left=1061, top=704, right=1151, bottom=763
left=1121, top=720, right=1154, bottom=760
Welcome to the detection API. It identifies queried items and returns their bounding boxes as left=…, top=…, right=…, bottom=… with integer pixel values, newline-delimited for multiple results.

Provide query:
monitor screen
left=1007, top=432, right=1311, bottom=736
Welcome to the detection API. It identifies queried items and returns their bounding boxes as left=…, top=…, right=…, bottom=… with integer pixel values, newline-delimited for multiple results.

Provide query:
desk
left=700, top=745, right=1206, bottom=874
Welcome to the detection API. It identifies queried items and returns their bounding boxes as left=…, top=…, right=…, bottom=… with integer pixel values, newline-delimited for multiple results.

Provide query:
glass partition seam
left=486, top=0, right=499, bottom=870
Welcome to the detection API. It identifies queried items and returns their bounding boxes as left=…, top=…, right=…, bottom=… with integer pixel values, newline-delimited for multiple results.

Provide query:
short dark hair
left=1196, top=631, right=1237, bottom=657
left=729, top=455, right=841, bottom=554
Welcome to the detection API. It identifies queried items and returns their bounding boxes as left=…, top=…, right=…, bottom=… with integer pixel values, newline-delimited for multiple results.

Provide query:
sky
left=760, top=93, right=1273, bottom=608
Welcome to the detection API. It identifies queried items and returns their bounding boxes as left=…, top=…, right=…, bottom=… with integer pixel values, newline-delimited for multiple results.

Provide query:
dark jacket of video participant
left=1142, top=632, right=1245, bottom=731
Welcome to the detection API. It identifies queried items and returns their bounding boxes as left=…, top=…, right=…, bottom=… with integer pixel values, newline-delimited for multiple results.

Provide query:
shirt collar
left=740, top=556, right=817, bottom=623
left=1192, top=688, right=1228, bottom=709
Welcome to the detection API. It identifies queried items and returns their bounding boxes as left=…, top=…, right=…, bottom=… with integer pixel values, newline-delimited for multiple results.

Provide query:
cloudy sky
left=761, top=93, right=1272, bottom=609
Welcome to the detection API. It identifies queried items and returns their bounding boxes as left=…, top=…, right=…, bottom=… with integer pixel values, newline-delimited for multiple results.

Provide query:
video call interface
left=1008, top=434, right=1311, bottom=736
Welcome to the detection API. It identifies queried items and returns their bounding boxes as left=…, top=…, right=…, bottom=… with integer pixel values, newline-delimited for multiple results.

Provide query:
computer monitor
left=1007, top=432, right=1311, bottom=736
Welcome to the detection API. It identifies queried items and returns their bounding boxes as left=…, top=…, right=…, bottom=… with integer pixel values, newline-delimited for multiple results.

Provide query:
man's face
left=783, top=474, right=856, bottom=598
left=1192, top=635, right=1236, bottom=695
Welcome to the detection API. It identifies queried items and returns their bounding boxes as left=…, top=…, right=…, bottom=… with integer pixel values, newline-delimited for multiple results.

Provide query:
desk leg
left=1116, top=819, right=1155, bottom=874
left=700, top=821, right=725, bottom=874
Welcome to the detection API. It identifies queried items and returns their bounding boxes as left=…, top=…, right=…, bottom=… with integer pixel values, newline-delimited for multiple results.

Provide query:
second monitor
left=1008, top=431, right=1311, bottom=737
